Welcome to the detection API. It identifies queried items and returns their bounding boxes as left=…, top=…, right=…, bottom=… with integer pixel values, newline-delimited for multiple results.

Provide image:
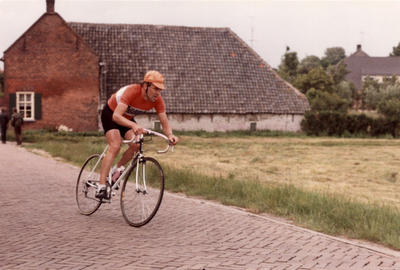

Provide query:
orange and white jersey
left=107, top=84, right=165, bottom=119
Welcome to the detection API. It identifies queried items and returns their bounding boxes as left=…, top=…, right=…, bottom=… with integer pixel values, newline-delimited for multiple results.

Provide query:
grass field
left=13, top=130, right=400, bottom=249
left=152, top=135, right=400, bottom=209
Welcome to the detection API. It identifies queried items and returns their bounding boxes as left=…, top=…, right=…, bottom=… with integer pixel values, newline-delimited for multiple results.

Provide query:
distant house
left=1, top=0, right=310, bottom=132
left=344, top=45, right=400, bottom=90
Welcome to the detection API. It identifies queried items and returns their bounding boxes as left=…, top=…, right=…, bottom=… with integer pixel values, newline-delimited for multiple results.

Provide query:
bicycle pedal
left=101, top=198, right=111, bottom=204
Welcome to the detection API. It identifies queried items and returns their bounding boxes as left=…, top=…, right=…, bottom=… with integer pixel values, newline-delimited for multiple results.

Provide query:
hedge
left=300, top=111, right=399, bottom=137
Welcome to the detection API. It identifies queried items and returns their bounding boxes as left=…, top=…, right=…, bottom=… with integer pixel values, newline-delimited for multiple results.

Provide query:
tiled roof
left=362, top=58, right=400, bottom=76
left=68, top=23, right=310, bottom=114
left=349, top=48, right=369, bottom=58
left=344, top=47, right=400, bottom=89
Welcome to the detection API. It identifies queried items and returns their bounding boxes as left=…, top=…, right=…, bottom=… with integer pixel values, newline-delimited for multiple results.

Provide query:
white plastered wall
left=135, top=113, right=304, bottom=132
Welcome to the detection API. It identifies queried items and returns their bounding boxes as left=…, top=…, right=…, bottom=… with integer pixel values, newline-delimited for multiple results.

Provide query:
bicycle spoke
left=76, top=155, right=102, bottom=215
left=120, top=157, right=164, bottom=227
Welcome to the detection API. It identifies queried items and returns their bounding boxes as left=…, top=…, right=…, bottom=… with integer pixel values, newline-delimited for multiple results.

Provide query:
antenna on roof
left=249, top=16, right=256, bottom=49
left=359, top=31, right=367, bottom=44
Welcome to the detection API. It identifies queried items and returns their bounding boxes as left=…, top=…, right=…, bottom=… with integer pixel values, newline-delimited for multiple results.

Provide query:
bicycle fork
left=135, top=155, right=148, bottom=195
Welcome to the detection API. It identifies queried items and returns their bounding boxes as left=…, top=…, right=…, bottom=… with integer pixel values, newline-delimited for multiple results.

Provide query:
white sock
left=97, top=184, right=106, bottom=191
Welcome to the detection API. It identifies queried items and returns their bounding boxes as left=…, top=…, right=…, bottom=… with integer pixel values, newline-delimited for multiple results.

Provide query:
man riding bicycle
left=96, top=71, right=179, bottom=199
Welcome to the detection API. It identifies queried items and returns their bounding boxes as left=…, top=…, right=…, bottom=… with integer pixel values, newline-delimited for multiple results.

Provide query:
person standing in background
left=11, top=107, right=24, bottom=145
left=0, top=107, right=9, bottom=144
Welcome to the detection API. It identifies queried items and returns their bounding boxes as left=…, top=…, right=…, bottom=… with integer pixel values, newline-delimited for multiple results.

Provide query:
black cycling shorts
left=101, top=103, right=136, bottom=138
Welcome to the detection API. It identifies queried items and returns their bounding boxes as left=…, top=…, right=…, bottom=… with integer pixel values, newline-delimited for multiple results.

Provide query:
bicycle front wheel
left=76, top=154, right=102, bottom=215
left=120, top=157, right=164, bottom=227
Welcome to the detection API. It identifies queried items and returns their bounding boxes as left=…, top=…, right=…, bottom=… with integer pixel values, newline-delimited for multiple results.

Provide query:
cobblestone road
left=1, top=142, right=400, bottom=269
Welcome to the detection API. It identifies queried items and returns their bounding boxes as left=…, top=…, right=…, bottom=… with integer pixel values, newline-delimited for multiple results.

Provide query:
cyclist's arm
left=113, top=103, right=144, bottom=134
left=158, top=112, right=179, bottom=145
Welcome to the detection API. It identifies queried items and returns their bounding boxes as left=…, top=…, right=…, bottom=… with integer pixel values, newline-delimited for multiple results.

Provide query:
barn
left=1, top=0, right=310, bottom=132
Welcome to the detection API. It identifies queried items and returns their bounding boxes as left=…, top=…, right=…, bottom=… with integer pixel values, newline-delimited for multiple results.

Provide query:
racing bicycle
left=75, top=128, right=173, bottom=227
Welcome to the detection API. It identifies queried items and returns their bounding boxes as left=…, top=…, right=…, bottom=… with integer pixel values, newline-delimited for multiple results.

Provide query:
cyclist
left=96, top=71, right=179, bottom=199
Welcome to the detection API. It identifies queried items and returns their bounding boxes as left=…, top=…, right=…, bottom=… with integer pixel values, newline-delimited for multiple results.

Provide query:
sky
left=1, top=0, right=400, bottom=70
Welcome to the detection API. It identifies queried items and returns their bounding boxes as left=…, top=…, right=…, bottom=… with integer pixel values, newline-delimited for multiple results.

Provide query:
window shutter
left=34, top=93, right=42, bottom=120
left=9, top=93, right=16, bottom=116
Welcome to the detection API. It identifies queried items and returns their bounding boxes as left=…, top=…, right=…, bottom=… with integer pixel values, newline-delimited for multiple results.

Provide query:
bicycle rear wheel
left=120, top=157, right=164, bottom=227
left=76, top=154, right=102, bottom=215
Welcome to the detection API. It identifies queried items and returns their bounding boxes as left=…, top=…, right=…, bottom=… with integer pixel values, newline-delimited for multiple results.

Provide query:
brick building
left=1, top=1, right=99, bottom=131
left=1, top=0, right=310, bottom=132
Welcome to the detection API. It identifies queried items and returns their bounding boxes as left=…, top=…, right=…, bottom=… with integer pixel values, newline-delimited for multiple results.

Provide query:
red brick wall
left=3, top=13, right=100, bottom=131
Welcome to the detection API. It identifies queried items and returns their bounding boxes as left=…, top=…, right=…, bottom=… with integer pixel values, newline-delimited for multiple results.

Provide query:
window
left=9, top=92, right=41, bottom=121
left=362, top=75, right=376, bottom=81
left=384, top=76, right=396, bottom=82
left=17, top=92, right=34, bottom=120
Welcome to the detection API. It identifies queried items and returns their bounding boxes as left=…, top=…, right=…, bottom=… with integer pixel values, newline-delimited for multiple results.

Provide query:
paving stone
left=1, top=142, right=400, bottom=269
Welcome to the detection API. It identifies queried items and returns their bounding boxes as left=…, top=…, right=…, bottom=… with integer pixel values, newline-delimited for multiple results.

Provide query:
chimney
left=357, top=44, right=362, bottom=51
left=46, top=0, right=55, bottom=13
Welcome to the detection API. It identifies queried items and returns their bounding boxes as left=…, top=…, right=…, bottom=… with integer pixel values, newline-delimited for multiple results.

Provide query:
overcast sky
left=1, top=0, right=400, bottom=70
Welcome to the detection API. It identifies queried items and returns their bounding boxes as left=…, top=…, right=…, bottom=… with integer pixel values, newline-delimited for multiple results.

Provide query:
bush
left=301, top=111, right=395, bottom=137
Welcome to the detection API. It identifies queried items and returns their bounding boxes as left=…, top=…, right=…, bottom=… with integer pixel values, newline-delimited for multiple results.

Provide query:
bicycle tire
left=76, top=154, right=102, bottom=215
left=120, top=157, right=164, bottom=227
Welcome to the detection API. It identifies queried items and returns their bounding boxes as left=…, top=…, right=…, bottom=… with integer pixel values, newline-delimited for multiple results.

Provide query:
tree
left=364, top=85, right=382, bottom=110
left=377, top=98, right=400, bottom=137
left=334, top=80, right=356, bottom=105
left=321, top=47, right=346, bottom=68
left=326, top=60, right=350, bottom=85
left=365, top=82, right=400, bottom=110
left=278, top=50, right=299, bottom=83
left=390, top=42, right=400, bottom=57
left=297, top=55, right=321, bottom=75
left=362, top=75, right=380, bottom=90
left=360, top=76, right=380, bottom=109
left=379, top=75, right=398, bottom=89
left=306, top=88, right=349, bottom=113
left=292, top=67, right=334, bottom=94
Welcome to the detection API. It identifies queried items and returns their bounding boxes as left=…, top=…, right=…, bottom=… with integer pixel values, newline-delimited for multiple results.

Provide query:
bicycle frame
left=76, top=128, right=172, bottom=224
left=84, top=145, right=109, bottom=191
left=108, top=129, right=171, bottom=196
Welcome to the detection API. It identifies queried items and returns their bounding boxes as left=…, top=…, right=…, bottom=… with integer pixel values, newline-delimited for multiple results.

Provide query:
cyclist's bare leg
left=99, top=129, right=122, bottom=185
left=115, top=129, right=139, bottom=168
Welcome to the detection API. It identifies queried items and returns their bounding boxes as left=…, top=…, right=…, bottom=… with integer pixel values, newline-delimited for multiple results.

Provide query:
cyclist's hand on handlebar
left=131, top=123, right=144, bottom=136
left=168, top=134, right=179, bottom=146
